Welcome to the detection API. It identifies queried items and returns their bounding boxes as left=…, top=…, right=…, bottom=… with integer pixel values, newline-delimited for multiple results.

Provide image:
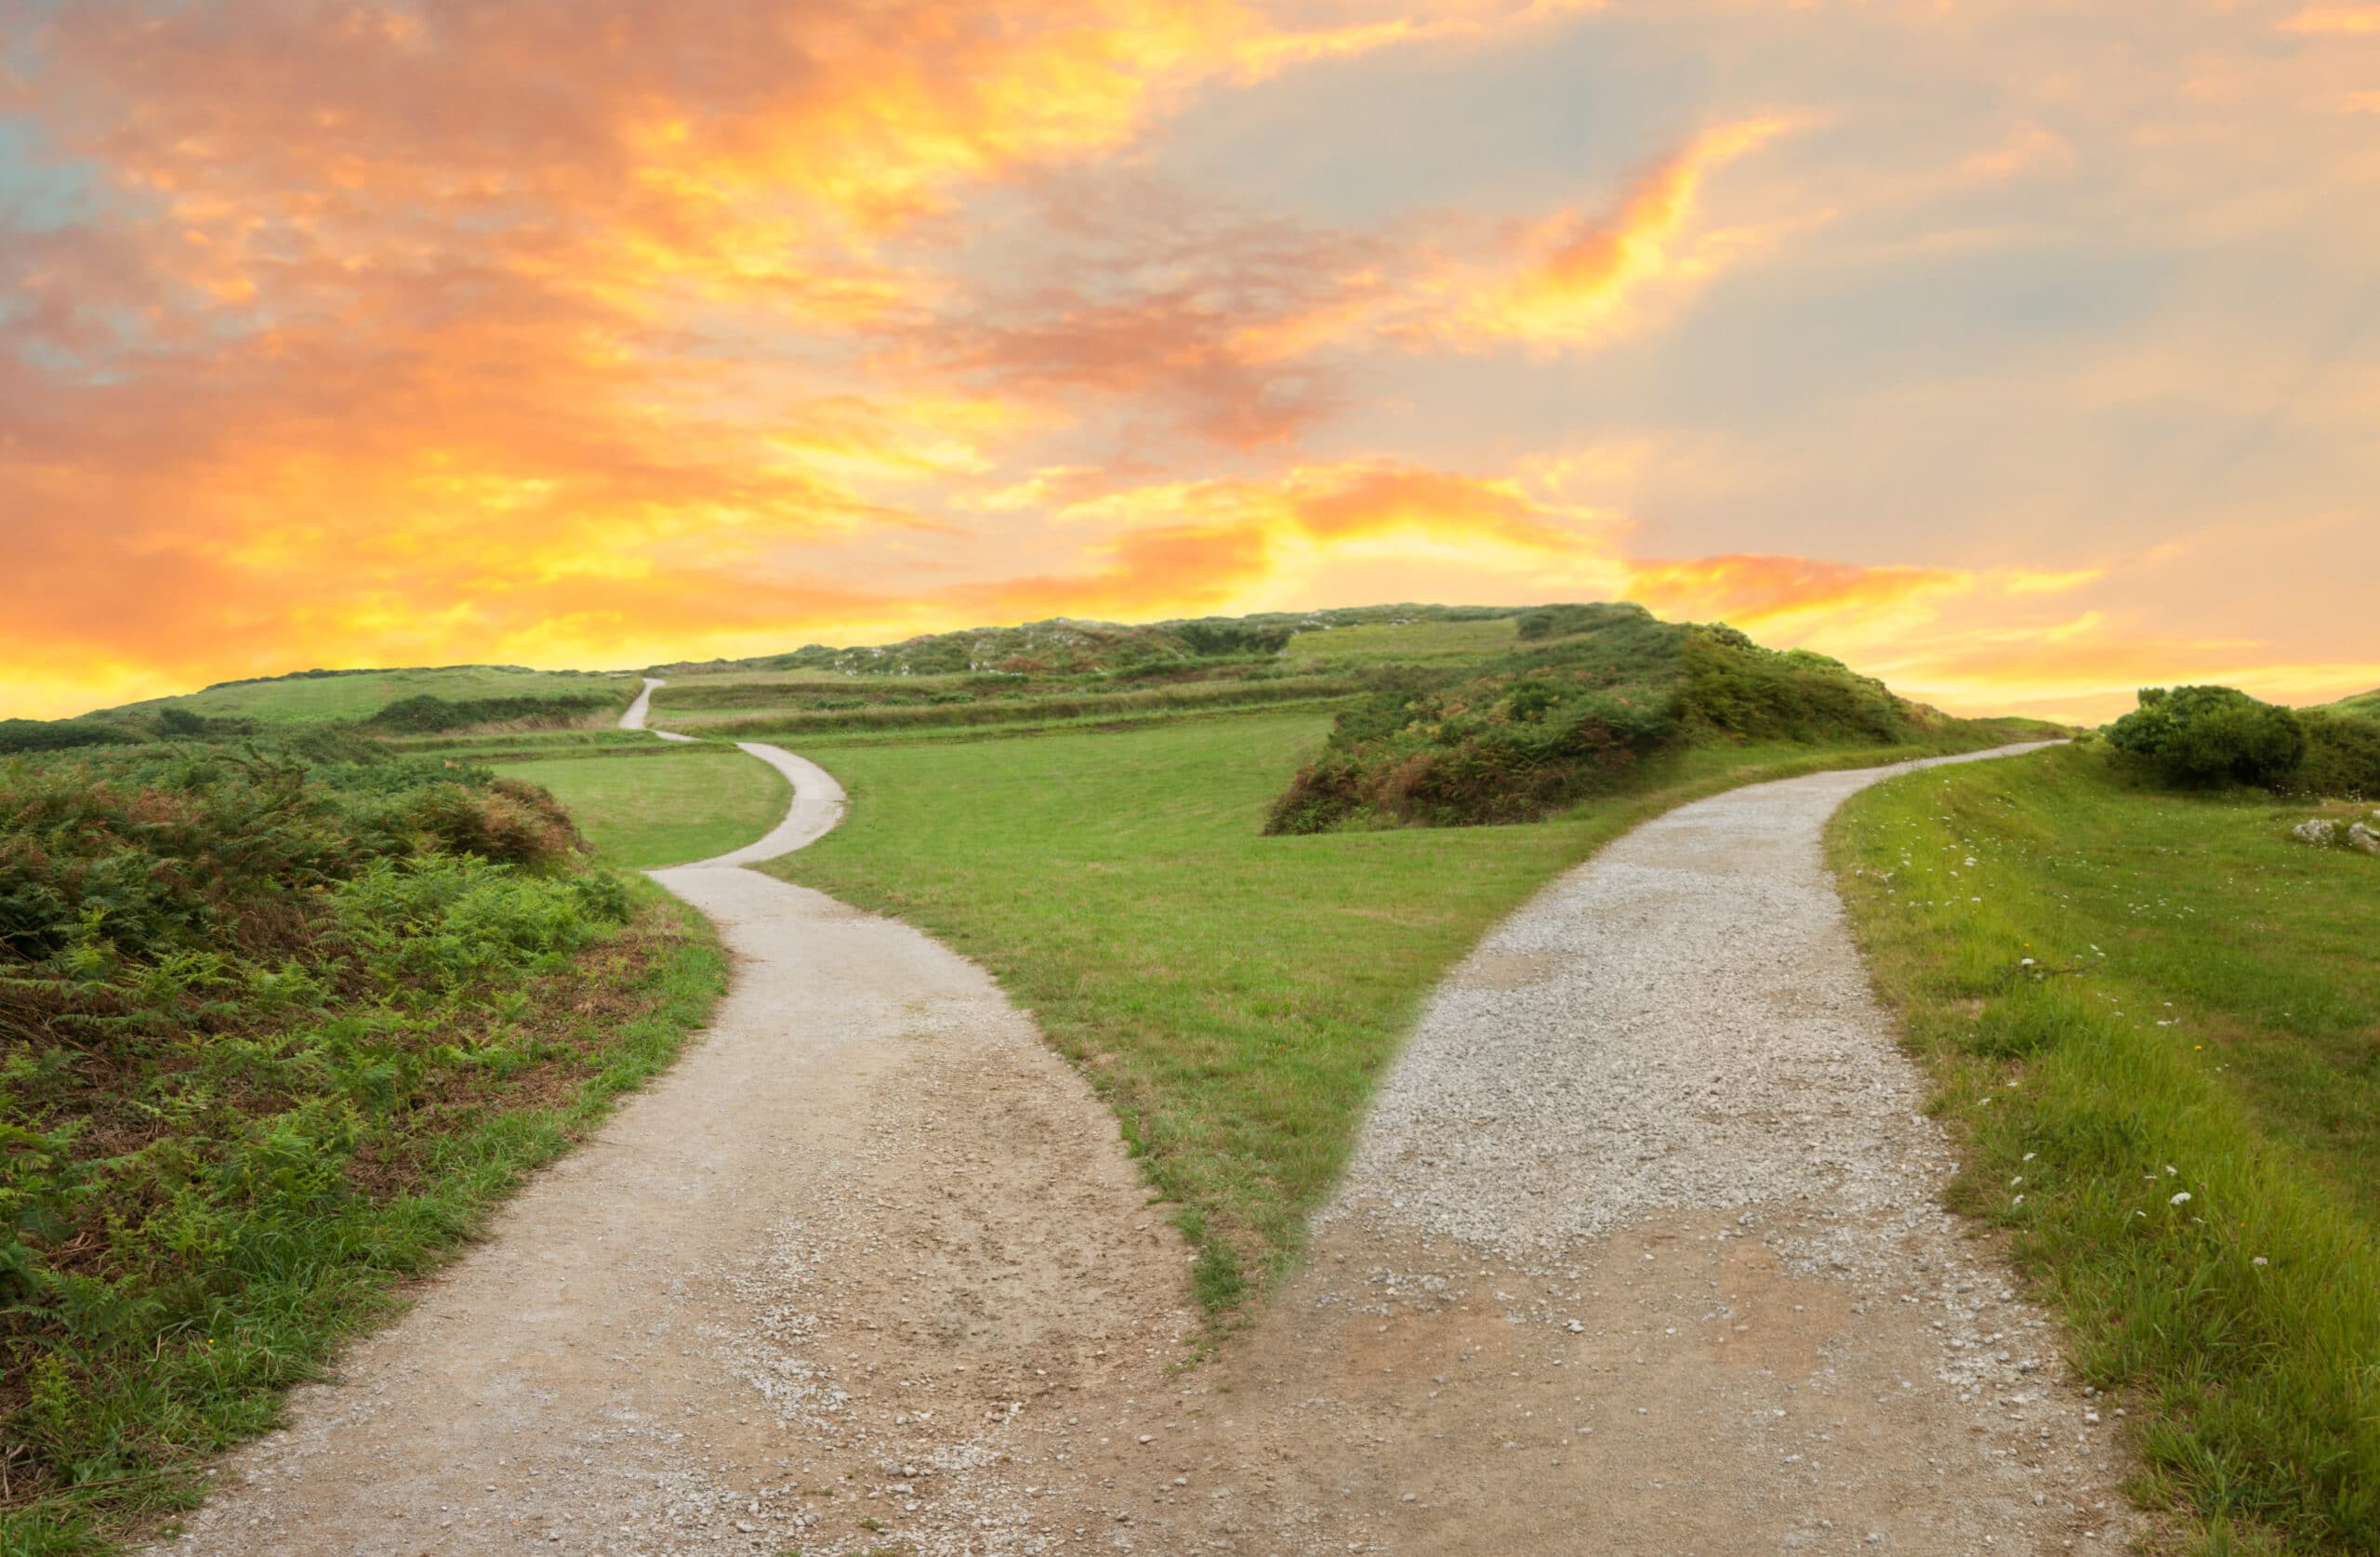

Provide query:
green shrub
left=364, top=693, right=612, bottom=733
left=1172, top=621, right=1293, bottom=657
left=1676, top=627, right=1911, bottom=744
left=0, top=745, right=649, bottom=1536
left=402, top=777, right=584, bottom=868
left=2106, top=686, right=2307, bottom=789
left=2297, top=708, right=2380, bottom=800
left=0, top=720, right=141, bottom=756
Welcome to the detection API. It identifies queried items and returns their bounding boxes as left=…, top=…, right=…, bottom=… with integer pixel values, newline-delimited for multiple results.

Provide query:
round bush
left=2106, top=685, right=2306, bottom=788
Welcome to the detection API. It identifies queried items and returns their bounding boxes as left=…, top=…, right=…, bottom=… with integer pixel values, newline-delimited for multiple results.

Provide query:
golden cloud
left=1440, top=118, right=1801, bottom=349
left=2280, top=7, right=2380, bottom=34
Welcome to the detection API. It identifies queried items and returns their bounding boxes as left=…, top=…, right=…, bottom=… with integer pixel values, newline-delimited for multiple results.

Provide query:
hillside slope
left=2324, top=686, right=2380, bottom=719
left=1265, top=601, right=2048, bottom=832
left=78, top=665, right=637, bottom=726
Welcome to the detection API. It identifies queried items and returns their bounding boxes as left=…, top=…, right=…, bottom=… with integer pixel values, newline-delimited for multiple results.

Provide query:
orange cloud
left=7, top=0, right=1733, bottom=722
left=1442, top=118, right=1800, bottom=349
left=2280, top=7, right=2380, bottom=33
left=4, top=1, right=2367, bottom=729
left=1623, top=552, right=1976, bottom=632
left=1218, top=117, right=1802, bottom=363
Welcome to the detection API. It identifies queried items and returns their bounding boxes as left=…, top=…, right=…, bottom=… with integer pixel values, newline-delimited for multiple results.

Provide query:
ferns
left=0, top=746, right=637, bottom=1531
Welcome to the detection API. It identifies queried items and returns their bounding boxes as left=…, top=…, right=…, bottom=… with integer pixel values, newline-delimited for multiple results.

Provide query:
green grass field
left=87, top=666, right=637, bottom=725
left=659, top=677, right=1353, bottom=740
left=768, top=712, right=2031, bottom=1310
left=1831, top=742, right=2380, bottom=1552
left=495, top=748, right=790, bottom=870
left=1283, top=614, right=1519, bottom=664
left=384, top=729, right=681, bottom=761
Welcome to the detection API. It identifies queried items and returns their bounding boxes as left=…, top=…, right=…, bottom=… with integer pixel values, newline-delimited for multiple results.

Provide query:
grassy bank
left=0, top=751, right=727, bottom=1552
left=1830, top=742, right=2380, bottom=1552
left=495, top=747, right=791, bottom=869
left=769, top=711, right=2037, bottom=1313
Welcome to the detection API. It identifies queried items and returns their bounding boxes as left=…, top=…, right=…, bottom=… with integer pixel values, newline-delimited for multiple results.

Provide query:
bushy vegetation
left=2107, top=685, right=2307, bottom=788
left=2107, top=685, right=2380, bottom=800
left=0, top=721, right=142, bottom=757
left=1265, top=604, right=1992, bottom=833
left=363, top=692, right=615, bottom=734
left=2323, top=687, right=2380, bottom=720
left=2297, top=709, right=2380, bottom=802
left=1833, top=742, right=2380, bottom=1551
left=0, top=745, right=722, bottom=1549
left=1513, top=602, right=1616, bottom=641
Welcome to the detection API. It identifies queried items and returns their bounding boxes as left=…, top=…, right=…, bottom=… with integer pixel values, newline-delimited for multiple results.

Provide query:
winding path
left=178, top=732, right=2139, bottom=1554
left=178, top=692, right=1195, bottom=1554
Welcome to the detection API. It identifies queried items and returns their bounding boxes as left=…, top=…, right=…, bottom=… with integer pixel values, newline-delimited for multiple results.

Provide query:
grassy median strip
left=1829, top=742, right=2380, bottom=1553
left=495, top=746, right=792, bottom=870
left=768, top=710, right=2035, bottom=1313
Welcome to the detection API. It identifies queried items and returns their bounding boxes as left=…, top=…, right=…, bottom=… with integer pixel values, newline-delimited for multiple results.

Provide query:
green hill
left=654, top=604, right=1520, bottom=681
left=2324, top=686, right=2380, bottom=719
left=78, top=665, right=639, bottom=727
left=1263, top=602, right=2050, bottom=832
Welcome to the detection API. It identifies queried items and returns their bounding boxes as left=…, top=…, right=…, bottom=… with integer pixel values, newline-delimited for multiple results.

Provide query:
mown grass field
left=1831, top=742, right=2380, bottom=1553
left=495, top=747, right=790, bottom=870
left=769, top=711, right=2032, bottom=1310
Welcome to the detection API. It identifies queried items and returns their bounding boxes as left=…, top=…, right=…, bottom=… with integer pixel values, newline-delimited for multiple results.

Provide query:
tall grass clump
left=1832, top=741, right=2380, bottom=1551
left=0, top=746, right=722, bottom=1550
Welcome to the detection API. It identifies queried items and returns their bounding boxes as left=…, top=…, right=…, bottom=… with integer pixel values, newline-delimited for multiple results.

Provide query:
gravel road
left=170, top=741, right=2144, bottom=1555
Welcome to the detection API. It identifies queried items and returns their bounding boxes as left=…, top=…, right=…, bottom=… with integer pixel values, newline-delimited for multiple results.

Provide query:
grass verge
left=1829, top=741, right=2380, bottom=1553
left=494, top=747, right=791, bottom=870
left=0, top=881, right=723, bottom=1553
left=767, top=710, right=2034, bottom=1315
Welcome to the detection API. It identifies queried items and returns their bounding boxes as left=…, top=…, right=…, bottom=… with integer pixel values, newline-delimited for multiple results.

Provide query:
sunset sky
left=4, top=1, right=2376, bottom=720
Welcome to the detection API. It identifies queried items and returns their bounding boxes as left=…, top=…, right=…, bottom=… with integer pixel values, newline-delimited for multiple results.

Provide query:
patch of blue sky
left=1155, top=13, right=1710, bottom=226
left=0, top=117, right=104, bottom=234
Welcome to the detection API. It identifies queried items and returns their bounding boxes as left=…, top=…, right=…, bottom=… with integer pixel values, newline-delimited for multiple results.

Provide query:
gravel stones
left=1328, top=747, right=2056, bottom=1260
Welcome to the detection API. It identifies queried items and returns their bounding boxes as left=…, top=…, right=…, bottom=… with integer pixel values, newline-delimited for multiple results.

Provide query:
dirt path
left=619, top=677, right=694, bottom=742
left=175, top=747, right=1196, bottom=1555
left=175, top=744, right=2140, bottom=1556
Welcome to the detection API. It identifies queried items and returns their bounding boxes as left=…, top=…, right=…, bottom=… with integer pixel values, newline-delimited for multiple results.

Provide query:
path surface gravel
left=171, top=741, right=2145, bottom=1555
